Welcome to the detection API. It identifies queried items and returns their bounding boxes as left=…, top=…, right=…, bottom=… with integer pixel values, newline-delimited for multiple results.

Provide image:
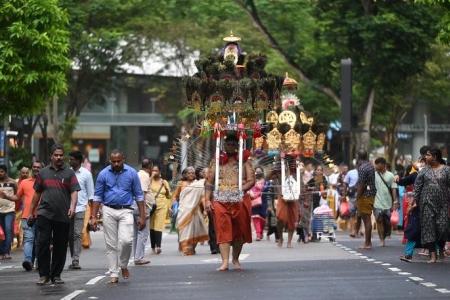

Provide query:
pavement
left=0, top=229, right=449, bottom=300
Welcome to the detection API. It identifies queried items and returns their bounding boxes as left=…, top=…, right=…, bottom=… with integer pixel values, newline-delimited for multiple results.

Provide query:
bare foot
left=217, top=264, right=229, bottom=271
left=358, top=244, right=372, bottom=250
left=232, top=260, right=242, bottom=271
left=287, top=242, right=293, bottom=248
left=380, top=240, right=385, bottom=247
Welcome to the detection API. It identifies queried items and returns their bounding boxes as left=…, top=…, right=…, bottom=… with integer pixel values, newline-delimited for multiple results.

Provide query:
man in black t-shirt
left=30, top=144, right=80, bottom=285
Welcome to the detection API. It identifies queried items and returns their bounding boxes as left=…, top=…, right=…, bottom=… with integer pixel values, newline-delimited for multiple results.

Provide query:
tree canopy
left=0, top=0, right=70, bottom=116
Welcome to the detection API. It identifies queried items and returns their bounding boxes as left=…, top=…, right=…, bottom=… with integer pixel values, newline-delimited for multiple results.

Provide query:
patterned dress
left=414, top=166, right=450, bottom=245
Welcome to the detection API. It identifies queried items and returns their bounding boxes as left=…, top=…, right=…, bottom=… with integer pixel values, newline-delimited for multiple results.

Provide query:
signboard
left=88, top=148, right=100, bottom=163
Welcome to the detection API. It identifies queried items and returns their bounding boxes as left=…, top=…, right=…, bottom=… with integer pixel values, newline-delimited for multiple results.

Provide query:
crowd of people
left=0, top=142, right=449, bottom=285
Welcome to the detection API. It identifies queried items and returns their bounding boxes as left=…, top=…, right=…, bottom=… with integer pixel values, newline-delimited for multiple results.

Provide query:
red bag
left=339, top=199, right=350, bottom=218
left=391, top=210, right=399, bottom=227
left=0, top=225, right=5, bottom=242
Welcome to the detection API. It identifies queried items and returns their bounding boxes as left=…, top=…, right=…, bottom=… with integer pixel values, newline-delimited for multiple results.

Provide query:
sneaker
left=134, top=259, right=150, bottom=265
left=52, top=277, right=65, bottom=284
left=36, top=276, right=50, bottom=286
left=68, top=261, right=82, bottom=270
left=22, top=261, right=33, bottom=271
left=400, top=255, right=412, bottom=263
left=110, top=277, right=119, bottom=284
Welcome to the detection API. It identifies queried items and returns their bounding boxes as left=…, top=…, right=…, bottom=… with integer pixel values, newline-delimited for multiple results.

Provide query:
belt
left=104, top=204, right=133, bottom=210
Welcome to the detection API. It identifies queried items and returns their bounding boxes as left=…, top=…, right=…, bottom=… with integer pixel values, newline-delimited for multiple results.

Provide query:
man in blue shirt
left=90, top=149, right=146, bottom=284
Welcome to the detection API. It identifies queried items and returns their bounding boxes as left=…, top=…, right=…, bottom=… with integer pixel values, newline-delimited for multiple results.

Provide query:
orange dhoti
left=213, top=194, right=252, bottom=244
left=276, top=198, right=300, bottom=231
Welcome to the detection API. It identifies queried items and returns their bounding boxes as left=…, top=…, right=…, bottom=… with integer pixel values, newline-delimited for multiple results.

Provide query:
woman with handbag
left=249, top=167, right=267, bottom=241
left=149, top=164, right=171, bottom=255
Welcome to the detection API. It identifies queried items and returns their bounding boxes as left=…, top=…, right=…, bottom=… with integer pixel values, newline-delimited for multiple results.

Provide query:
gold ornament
left=316, top=133, right=326, bottom=151
left=266, top=111, right=279, bottom=125
left=191, top=91, right=201, bottom=112
left=283, top=129, right=301, bottom=152
left=267, top=128, right=282, bottom=150
left=254, top=136, right=265, bottom=149
left=282, top=72, right=298, bottom=88
left=303, top=130, right=317, bottom=152
left=300, top=111, right=314, bottom=126
left=278, top=110, right=297, bottom=128
left=223, top=30, right=241, bottom=42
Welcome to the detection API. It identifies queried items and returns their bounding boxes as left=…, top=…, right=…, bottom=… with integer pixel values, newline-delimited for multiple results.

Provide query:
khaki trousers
left=102, top=206, right=134, bottom=278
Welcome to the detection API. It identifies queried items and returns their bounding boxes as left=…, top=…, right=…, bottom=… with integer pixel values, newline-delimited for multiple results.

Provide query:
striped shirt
left=34, top=164, right=80, bottom=223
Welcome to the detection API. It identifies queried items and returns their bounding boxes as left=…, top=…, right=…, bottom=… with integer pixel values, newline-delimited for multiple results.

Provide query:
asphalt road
left=0, top=230, right=449, bottom=300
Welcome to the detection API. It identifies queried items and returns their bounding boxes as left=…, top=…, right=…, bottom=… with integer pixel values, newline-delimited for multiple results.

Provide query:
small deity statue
left=221, top=31, right=245, bottom=65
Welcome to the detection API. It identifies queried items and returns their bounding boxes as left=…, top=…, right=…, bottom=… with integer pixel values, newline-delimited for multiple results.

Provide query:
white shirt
left=73, top=166, right=95, bottom=213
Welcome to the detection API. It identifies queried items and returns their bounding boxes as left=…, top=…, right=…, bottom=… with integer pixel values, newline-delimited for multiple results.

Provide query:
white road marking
left=0, top=266, right=13, bottom=270
left=86, top=276, right=106, bottom=285
left=381, top=263, right=391, bottom=266
left=421, top=282, right=437, bottom=287
left=349, top=251, right=357, bottom=254
left=359, top=256, right=368, bottom=259
left=354, top=253, right=362, bottom=256
left=88, top=297, right=98, bottom=300
left=61, top=290, right=85, bottom=300
left=409, top=277, right=424, bottom=282
left=240, top=254, right=250, bottom=260
left=373, top=261, right=383, bottom=264
left=366, top=259, right=375, bottom=262
left=435, top=288, right=450, bottom=294
left=388, top=267, right=402, bottom=272
left=398, top=272, right=412, bottom=276
left=202, top=254, right=249, bottom=263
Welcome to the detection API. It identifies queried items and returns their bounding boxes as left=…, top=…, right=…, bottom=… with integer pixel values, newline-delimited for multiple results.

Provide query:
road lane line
left=398, top=272, right=411, bottom=276
left=409, top=277, right=424, bottom=282
left=373, top=261, right=382, bottom=264
left=366, top=259, right=375, bottom=262
left=421, top=282, right=437, bottom=287
left=86, top=275, right=106, bottom=285
left=359, top=256, right=368, bottom=259
left=435, top=288, right=450, bottom=294
left=61, top=290, right=85, bottom=300
left=381, top=263, right=391, bottom=266
left=388, top=267, right=402, bottom=272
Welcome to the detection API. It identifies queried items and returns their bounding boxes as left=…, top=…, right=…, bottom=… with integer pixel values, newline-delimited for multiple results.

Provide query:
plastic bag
left=339, top=199, right=350, bottom=218
left=390, top=209, right=399, bottom=227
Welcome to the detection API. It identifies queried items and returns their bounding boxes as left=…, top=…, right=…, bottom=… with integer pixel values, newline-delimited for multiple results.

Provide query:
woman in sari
left=176, top=167, right=209, bottom=255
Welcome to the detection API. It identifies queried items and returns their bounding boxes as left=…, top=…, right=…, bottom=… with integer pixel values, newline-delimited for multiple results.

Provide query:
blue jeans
left=0, top=212, right=15, bottom=255
left=404, top=240, right=416, bottom=256
left=21, top=219, right=36, bottom=263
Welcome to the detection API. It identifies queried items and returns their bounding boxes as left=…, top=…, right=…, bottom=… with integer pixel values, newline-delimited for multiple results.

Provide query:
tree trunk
left=355, top=88, right=375, bottom=151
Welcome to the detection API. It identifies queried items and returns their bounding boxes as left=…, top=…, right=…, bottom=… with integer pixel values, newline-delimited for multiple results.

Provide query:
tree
left=0, top=0, right=70, bottom=116
left=236, top=0, right=440, bottom=151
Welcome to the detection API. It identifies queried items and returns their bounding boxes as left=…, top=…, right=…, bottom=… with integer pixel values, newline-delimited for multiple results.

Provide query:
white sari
left=176, top=179, right=209, bottom=255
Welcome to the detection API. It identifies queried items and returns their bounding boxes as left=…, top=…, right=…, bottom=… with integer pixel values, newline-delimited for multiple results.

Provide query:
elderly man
left=90, top=150, right=146, bottom=284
